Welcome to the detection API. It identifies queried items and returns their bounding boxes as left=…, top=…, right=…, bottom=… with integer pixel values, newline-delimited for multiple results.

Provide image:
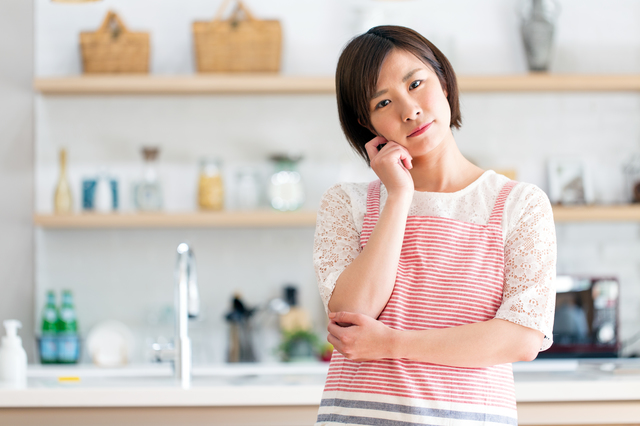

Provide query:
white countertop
left=2, top=359, right=640, bottom=408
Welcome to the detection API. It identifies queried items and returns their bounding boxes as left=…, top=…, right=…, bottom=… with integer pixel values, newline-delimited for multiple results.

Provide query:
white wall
left=0, top=0, right=34, bottom=359
left=33, top=0, right=640, bottom=362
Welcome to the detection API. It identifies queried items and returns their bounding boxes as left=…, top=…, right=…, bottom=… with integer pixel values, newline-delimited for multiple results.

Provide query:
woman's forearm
left=328, top=193, right=411, bottom=319
left=391, top=318, right=544, bottom=368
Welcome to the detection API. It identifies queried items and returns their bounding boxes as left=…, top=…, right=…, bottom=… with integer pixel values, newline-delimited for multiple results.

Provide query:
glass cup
left=198, top=158, right=224, bottom=211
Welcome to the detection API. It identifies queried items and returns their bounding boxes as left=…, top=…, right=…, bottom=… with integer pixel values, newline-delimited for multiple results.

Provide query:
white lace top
left=313, top=170, right=556, bottom=351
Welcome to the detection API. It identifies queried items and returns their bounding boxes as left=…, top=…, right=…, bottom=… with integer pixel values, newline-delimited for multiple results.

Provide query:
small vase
left=54, top=148, right=73, bottom=214
left=520, top=0, right=560, bottom=72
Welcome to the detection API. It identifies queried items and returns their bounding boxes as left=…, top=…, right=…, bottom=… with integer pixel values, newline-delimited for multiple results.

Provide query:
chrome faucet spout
left=174, top=242, right=199, bottom=388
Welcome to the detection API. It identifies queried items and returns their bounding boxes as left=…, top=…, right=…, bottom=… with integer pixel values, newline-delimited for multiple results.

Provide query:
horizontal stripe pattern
left=319, top=398, right=517, bottom=426
left=317, top=391, right=518, bottom=426
left=318, top=180, right=519, bottom=425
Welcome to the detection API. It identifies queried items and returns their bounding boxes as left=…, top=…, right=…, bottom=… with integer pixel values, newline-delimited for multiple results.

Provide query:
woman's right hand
left=365, top=136, right=414, bottom=198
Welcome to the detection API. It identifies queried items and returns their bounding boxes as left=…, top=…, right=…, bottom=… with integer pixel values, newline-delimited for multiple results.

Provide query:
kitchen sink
left=26, top=362, right=330, bottom=389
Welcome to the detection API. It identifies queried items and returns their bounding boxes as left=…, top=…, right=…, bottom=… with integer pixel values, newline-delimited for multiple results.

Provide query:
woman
left=314, top=26, right=556, bottom=426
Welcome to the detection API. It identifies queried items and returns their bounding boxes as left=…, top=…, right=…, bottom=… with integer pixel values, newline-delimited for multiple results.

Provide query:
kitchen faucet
left=153, top=242, right=200, bottom=388
left=174, top=242, right=199, bottom=387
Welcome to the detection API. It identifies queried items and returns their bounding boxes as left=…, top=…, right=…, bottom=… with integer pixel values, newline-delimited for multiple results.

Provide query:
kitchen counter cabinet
left=0, top=406, right=320, bottom=426
left=3, top=403, right=640, bottom=426
left=3, top=362, right=640, bottom=426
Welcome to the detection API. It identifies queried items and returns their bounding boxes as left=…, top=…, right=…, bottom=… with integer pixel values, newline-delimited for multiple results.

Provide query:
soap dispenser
left=0, top=320, right=28, bottom=387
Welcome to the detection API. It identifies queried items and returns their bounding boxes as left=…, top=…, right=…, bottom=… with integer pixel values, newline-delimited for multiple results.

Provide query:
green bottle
left=56, top=290, right=79, bottom=364
left=40, top=290, right=58, bottom=364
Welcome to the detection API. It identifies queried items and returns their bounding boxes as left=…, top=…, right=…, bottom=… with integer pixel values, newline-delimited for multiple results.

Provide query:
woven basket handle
left=98, top=11, right=129, bottom=37
left=213, top=0, right=256, bottom=23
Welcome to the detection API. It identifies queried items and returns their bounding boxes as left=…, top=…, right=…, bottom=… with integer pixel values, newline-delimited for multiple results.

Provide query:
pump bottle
left=0, top=320, right=28, bottom=387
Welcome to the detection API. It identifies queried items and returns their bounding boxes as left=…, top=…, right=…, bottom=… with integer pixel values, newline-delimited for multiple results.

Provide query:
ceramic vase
left=521, top=0, right=560, bottom=72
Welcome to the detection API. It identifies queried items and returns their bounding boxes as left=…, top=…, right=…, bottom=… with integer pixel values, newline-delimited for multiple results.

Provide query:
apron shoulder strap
left=365, top=179, right=381, bottom=218
left=488, top=180, right=518, bottom=227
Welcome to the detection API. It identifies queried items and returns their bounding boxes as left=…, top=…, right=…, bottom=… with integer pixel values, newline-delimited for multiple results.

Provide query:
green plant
left=277, top=329, right=321, bottom=362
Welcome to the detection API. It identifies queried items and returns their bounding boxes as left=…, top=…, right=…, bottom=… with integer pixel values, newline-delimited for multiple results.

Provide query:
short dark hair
left=335, top=25, right=461, bottom=164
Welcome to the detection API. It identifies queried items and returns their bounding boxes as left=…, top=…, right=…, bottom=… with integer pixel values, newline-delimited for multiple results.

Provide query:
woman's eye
left=409, top=80, right=422, bottom=90
left=376, top=99, right=390, bottom=109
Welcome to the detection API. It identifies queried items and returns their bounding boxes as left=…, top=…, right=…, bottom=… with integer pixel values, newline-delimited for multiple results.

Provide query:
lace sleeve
left=313, top=184, right=362, bottom=314
left=495, top=185, right=557, bottom=351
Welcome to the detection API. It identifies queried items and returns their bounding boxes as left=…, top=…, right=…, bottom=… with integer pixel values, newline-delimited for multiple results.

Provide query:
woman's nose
left=401, top=101, right=421, bottom=122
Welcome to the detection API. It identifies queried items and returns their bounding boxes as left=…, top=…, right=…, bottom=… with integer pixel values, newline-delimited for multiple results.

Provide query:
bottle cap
left=3, top=320, right=22, bottom=339
left=284, top=285, right=298, bottom=307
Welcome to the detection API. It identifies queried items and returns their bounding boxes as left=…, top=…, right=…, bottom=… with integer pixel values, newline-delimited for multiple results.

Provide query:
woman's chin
left=408, top=140, right=444, bottom=159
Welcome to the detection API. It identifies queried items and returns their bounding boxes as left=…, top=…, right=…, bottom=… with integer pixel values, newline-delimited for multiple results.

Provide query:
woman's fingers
left=364, top=136, right=387, bottom=162
left=327, top=332, right=341, bottom=350
left=329, top=311, right=363, bottom=326
left=400, top=150, right=413, bottom=170
left=369, top=141, right=411, bottom=165
left=327, top=321, right=343, bottom=337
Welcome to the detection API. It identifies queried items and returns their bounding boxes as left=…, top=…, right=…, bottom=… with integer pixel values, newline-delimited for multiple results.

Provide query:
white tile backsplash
left=33, top=0, right=640, bottom=360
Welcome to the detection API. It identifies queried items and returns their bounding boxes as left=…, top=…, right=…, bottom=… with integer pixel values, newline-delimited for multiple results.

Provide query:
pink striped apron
left=317, top=179, right=519, bottom=426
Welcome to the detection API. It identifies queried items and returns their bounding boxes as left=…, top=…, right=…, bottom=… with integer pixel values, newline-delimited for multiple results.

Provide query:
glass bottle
left=520, top=0, right=560, bottom=72
left=267, top=154, right=305, bottom=212
left=54, top=149, right=73, bottom=214
left=235, top=168, right=261, bottom=210
left=94, top=172, right=114, bottom=213
left=56, top=290, right=79, bottom=364
left=622, top=153, right=640, bottom=203
left=40, top=291, right=58, bottom=364
left=134, top=147, right=163, bottom=211
left=197, top=158, right=224, bottom=211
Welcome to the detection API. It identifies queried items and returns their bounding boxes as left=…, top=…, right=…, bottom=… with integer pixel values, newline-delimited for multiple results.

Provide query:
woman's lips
left=408, top=121, right=433, bottom=137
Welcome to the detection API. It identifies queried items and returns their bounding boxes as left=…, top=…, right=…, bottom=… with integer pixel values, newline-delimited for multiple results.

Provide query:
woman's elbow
left=519, top=345, right=540, bottom=362
left=518, top=330, right=544, bottom=362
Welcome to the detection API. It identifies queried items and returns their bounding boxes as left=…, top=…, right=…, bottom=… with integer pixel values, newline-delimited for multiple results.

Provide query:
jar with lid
left=198, top=158, right=224, bottom=211
left=267, top=154, right=305, bottom=212
left=134, top=147, right=163, bottom=211
left=622, top=153, right=640, bottom=203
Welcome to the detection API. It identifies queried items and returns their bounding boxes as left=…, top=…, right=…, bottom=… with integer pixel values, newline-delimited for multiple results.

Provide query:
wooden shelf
left=33, top=74, right=640, bottom=95
left=34, top=205, right=640, bottom=228
left=461, top=74, right=640, bottom=92
left=33, top=211, right=318, bottom=229
left=552, top=204, right=640, bottom=222
left=33, top=75, right=335, bottom=95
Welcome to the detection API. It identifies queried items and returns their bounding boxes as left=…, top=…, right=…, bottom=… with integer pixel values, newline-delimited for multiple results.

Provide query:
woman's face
left=368, top=48, right=453, bottom=158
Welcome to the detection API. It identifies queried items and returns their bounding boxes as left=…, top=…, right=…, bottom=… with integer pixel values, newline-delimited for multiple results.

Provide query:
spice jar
left=622, top=153, right=640, bottom=203
left=235, top=168, right=261, bottom=210
left=134, top=147, right=163, bottom=212
left=267, top=154, right=304, bottom=212
left=198, top=158, right=224, bottom=210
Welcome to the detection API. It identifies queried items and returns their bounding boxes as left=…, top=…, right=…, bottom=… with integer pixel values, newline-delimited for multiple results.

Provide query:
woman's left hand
left=327, top=311, right=395, bottom=362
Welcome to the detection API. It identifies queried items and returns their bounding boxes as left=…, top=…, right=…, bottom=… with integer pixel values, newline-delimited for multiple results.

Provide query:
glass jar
left=267, top=154, right=305, bottom=212
left=622, top=153, right=640, bottom=203
left=134, top=147, right=163, bottom=211
left=235, top=168, right=261, bottom=210
left=198, top=158, right=224, bottom=211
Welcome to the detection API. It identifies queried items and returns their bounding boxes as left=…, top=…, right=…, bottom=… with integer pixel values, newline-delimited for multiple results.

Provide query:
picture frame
left=547, top=159, right=594, bottom=205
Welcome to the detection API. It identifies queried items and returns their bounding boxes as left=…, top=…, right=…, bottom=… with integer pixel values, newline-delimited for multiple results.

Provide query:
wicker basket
left=80, top=11, right=149, bottom=74
left=193, top=0, right=282, bottom=73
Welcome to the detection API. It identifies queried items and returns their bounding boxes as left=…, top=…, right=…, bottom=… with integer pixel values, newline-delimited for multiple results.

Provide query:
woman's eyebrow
left=402, top=68, right=422, bottom=83
left=371, top=89, right=387, bottom=100
left=371, top=68, right=424, bottom=100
